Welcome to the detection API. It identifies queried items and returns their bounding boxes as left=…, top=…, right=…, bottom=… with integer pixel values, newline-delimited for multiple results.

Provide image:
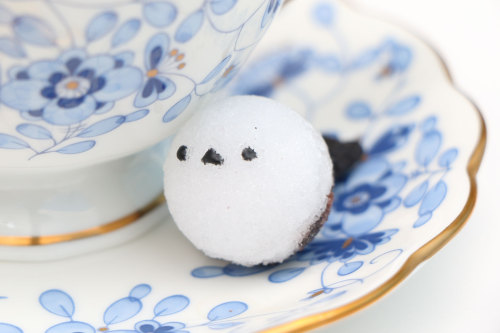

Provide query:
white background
left=315, top=0, right=500, bottom=332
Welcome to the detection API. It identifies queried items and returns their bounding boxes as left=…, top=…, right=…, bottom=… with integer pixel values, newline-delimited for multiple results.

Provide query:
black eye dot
left=242, top=147, right=257, bottom=161
left=177, top=145, right=188, bottom=161
left=202, top=148, right=224, bottom=165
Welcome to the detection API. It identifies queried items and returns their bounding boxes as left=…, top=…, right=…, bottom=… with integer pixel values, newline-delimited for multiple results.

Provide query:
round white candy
left=164, top=95, right=333, bottom=266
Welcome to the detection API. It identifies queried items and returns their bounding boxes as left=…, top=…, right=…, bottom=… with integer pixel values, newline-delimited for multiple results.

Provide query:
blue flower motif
left=0, top=49, right=142, bottom=125
left=296, top=226, right=397, bottom=264
left=135, top=320, right=188, bottom=333
left=384, top=39, right=412, bottom=73
left=294, top=157, right=405, bottom=265
left=134, top=33, right=183, bottom=107
left=232, top=49, right=315, bottom=97
left=232, top=48, right=341, bottom=98
left=331, top=157, right=406, bottom=237
left=375, top=39, right=412, bottom=78
left=335, top=183, right=386, bottom=214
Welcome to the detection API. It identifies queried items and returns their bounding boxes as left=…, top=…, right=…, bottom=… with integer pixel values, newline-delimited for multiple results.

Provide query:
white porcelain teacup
left=0, top=0, right=283, bottom=259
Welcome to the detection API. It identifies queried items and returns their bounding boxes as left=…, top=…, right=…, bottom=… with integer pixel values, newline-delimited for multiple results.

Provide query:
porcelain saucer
left=0, top=0, right=485, bottom=332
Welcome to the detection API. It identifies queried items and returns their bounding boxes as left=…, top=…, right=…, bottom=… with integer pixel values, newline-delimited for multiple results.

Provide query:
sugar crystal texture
left=164, top=95, right=333, bottom=266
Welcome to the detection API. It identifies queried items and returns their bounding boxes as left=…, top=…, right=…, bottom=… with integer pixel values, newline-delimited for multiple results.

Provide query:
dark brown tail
left=322, top=136, right=364, bottom=182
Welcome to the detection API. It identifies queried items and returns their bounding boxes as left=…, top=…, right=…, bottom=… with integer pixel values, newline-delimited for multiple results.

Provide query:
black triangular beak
left=202, top=148, right=224, bottom=165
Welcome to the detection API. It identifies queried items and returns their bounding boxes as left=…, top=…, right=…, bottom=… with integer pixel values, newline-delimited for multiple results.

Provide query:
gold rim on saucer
left=262, top=6, right=487, bottom=333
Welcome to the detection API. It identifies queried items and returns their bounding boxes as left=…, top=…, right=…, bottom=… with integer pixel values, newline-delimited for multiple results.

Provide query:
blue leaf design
left=125, top=109, right=149, bottom=122
left=381, top=197, right=401, bottom=214
left=77, top=116, right=126, bottom=138
left=420, top=116, right=437, bottom=133
left=201, top=55, right=231, bottom=84
left=223, top=264, right=272, bottom=276
left=163, top=95, right=191, bottom=122
left=207, top=301, right=248, bottom=321
left=143, top=2, right=177, bottom=27
left=39, top=290, right=75, bottom=318
left=368, top=124, right=414, bottom=155
left=387, top=40, right=412, bottom=71
left=0, top=133, right=29, bottom=149
left=95, top=102, right=114, bottom=115
left=0, top=37, right=25, bottom=58
left=419, top=180, right=447, bottom=215
left=268, top=267, right=305, bottom=283
left=337, top=261, right=363, bottom=276
left=174, top=10, right=204, bottom=43
left=143, top=32, right=170, bottom=69
left=413, top=212, right=432, bottom=228
left=0, top=323, right=23, bottom=333
left=154, top=295, right=189, bottom=316
left=385, top=95, right=421, bottom=116
left=191, top=266, right=224, bottom=278
left=56, top=140, right=95, bottom=154
left=112, top=19, right=141, bottom=47
left=12, top=16, right=56, bottom=46
left=46, top=321, right=95, bottom=333
left=313, top=2, right=334, bottom=26
left=114, top=51, right=135, bottom=66
left=415, top=130, right=441, bottom=167
left=313, top=54, right=340, bottom=72
left=129, top=284, right=151, bottom=299
left=16, top=124, right=52, bottom=140
left=86, top=11, right=118, bottom=42
left=349, top=49, right=380, bottom=69
left=103, top=297, right=142, bottom=325
left=438, top=148, right=458, bottom=167
left=209, top=0, right=237, bottom=15
left=345, top=101, right=371, bottom=119
left=404, top=180, right=429, bottom=208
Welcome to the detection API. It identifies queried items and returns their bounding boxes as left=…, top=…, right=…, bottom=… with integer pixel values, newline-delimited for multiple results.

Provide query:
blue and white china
left=0, top=0, right=484, bottom=331
left=0, top=0, right=282, bottom=250
left=0, top=0, right=281, bottom=167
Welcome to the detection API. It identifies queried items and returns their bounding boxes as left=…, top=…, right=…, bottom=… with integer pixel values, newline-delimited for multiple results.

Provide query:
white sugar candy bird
left=164, top=95, right=334, bottom=266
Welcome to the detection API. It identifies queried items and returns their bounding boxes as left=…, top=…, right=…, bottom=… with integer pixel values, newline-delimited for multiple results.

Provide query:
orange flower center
left=65, top=81, right=79, bottom=90
left=223, top=65, right=235, bottom=78
left=350, top=195, right=361, bottom=204
left=342, top=237, right=354, bottom=249
left=147, top=68, right=159, bottom=77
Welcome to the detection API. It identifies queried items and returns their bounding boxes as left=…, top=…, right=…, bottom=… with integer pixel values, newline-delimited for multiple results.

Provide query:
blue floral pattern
left=0, top=285, right=249, bottom=333
left=2, top=50, right=141, bottom=125
left=331, top=157, right=406, bottom=236
left=191, top=0, right=458, bottom=299
left=0, top=1, right=479, bottom=331
left=134, top=321, right=188, bottom=333
left=0, top=0, right=282, bottom=160
left=134, top=33, right=178, bottom=108
left=192, top=113, right=455, bottom=290
left=192, top=113, right=455, bottom=291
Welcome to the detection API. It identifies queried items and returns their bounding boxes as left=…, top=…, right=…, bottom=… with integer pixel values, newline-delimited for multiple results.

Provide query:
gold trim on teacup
left=261, top=4, right=487, bottom=333
left=0, top=195, right=165, bottom=246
